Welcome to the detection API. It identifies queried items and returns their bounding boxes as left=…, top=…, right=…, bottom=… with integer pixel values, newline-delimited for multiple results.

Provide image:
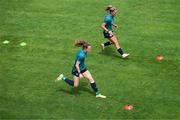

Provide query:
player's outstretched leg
left=56, top=74, right=74, bottom=86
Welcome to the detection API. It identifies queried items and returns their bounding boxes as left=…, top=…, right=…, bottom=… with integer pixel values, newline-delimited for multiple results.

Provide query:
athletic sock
left=117, top=48, right=124, bottom=55
left=64, top=78, right=74, bottom=86
left=104, top=41, right=112, bottom=46
left=90, top=82, right=99, bottom=94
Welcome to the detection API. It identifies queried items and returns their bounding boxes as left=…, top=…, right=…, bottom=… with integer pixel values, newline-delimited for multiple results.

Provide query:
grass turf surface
left=0, top=0, right=180, bottom=119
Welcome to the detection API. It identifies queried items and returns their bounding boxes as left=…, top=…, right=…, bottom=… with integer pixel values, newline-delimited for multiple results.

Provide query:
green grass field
left=0, top=0, right=180, bottom=119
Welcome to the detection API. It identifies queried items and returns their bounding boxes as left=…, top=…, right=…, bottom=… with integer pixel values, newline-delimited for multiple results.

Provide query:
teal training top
left=72, top=49, right=87, bottom=71
left=104, top=14, right=114, bottom=31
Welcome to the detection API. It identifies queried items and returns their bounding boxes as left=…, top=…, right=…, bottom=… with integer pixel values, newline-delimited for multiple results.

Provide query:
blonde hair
left=105, top=5, right=113, bottom=11
left=105, top=5, right=117, bottom=13
left=109, top=7, right=117, bottom=13
left=74, top=40, right=90, bottom=49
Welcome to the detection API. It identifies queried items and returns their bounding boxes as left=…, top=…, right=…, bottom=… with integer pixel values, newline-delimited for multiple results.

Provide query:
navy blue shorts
left=72, top=68, right=87, bottom=77
left=103, top=31, right=114, bottom=38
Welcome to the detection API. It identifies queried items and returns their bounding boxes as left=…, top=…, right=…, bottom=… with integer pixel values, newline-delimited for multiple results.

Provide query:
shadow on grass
left=98, top=47, right=122, bottom=59
left=57, top=81, right=94, bottom=95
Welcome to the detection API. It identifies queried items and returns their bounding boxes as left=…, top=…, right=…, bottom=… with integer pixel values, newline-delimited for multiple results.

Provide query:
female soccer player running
left=55, top=40, right=106, bottom=98
left=101, top=6, right=130, bottom=58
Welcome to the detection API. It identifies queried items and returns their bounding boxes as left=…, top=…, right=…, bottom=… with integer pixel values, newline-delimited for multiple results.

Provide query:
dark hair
left=74, top=40, right=91, bottom=49
left=105, top=5, right=113, bottom=11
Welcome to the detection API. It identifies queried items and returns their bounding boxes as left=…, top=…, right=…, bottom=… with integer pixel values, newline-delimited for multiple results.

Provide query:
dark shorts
left=72, top=68, right=87, bottom=77
left=103, top=30, right=114, bottom=38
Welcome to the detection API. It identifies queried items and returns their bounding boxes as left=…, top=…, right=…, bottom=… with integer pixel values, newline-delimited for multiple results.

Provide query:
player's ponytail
left=74, top=40, right=90, bottom=49
left=105, top=5, right=113, bottom=12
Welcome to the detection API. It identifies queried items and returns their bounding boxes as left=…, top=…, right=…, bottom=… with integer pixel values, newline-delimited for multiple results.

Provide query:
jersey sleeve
left=104, top=16, right=112, bottom=24
left=77, top=54, right=84, bottom=62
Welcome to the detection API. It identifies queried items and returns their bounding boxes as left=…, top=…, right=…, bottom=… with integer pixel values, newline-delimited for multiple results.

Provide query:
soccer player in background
left=56, top=40, right=106, bottom=98
left=101, top=6, right=130, bottom=58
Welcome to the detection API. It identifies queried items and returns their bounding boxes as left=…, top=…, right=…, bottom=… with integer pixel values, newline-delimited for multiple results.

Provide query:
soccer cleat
left=55, top=74, right=64, bottom=82
left=122, top=53, right=130, bottom=58
left=96, top=94, right=106, bottom=98
left=101, top=43, right=105, bottom=51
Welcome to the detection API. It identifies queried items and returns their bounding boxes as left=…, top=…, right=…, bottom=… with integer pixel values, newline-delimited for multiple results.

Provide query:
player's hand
left=113, top=24, right=118, bottom=28
left=108, top=31, right=114, bottom=36
left=79, top=73, right=83, bottom=79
